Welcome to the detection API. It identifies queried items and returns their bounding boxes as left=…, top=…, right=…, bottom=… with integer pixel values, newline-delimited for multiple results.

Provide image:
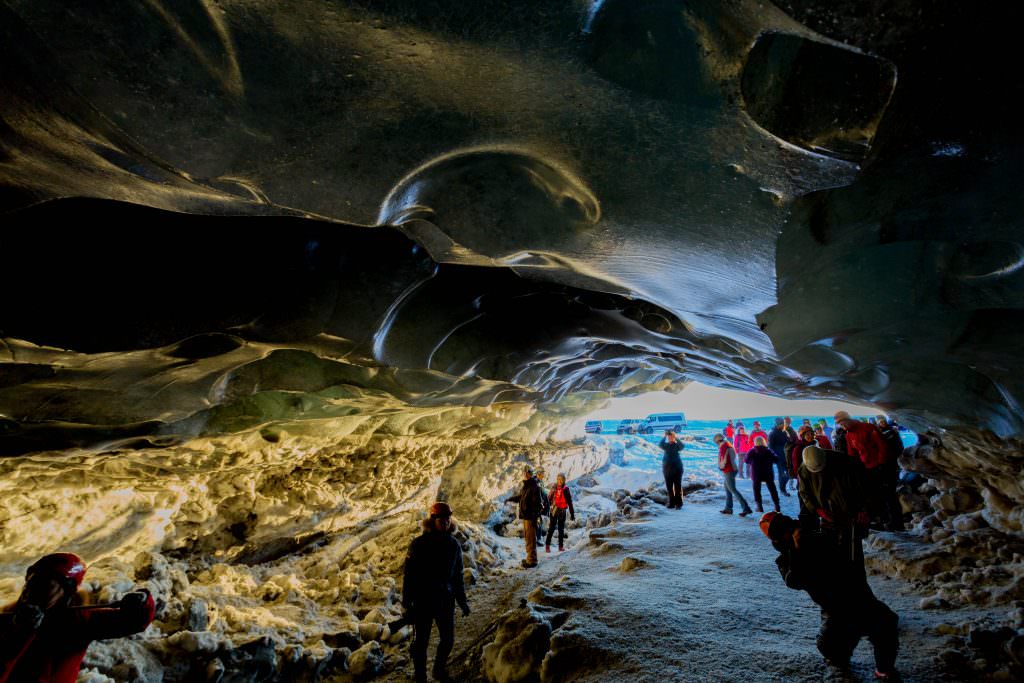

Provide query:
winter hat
left=802, top=445, right=826, bottom=473
left=429, top=502, right=453, bottom=518
left=759, top=512, right=796, bottom=540
left=834, top=410, right=852, bottom=422
left=27, top=552, right=87, bottom=589
left=774, top=417, right=784, bottom=426
left=758, top=511, right=778, bottom=538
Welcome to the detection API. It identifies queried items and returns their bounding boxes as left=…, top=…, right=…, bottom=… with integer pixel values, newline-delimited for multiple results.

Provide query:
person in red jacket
left=724, top=419, right=735, bottom=441
left=833, top=411, right=888, bottom=470
left=834, top=411, right=893, bottom=529
left=791, top=426, right=816, bottom=478
left=814, top=425, right=833, bottom=450
left=748, top=421, right=769, bottom=478
left=0, top=553, right=155, bottom=683
left=545, top=473, right=576, bottom=552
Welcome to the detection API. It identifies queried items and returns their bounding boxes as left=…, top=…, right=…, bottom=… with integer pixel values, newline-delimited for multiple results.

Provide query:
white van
left=640, top=412, right=687, bottom=434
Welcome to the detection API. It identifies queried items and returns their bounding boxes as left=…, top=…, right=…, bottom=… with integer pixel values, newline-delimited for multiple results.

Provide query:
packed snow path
left=394, top=492, right=954, bottom=682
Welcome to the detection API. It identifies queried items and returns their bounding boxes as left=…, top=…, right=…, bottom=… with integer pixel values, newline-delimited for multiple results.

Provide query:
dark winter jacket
left=790, top=440, right=814, bottom=476
left=768, top=427, right=789, bottom=460
left=784, top=425, right=799, bottom=450
left=510, top=477, right=544, bottom=520
left=0, top=593, right=155, bottom=683
left=878, top=426, right=904, bottom=464
left=797, top=449, right=869, bottom=534
left=402, top=526, right=469, bottom=614
left=772, top=531, right=872, bottom=614
left=833, top=427, right=847, bottom=453
left=536, top=478, right=550, bottom=516
left=548, top=484, right=575, bottom=519
left=659, top=439, right=684, bottom=474
left=746, top=445, right=777, bottom=481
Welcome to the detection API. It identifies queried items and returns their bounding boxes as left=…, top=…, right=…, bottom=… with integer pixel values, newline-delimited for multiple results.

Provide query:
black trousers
left=664, top=468, right=683, bottom=507
left=879, top=461, right=904, bottom=530
left=773, top=452, right=790, bottom=491
left=818, top=599, right=899, bottom=672
left=545, top=508, right=567, bottom=547
left=411, top=603, right=455, bottom=677
left=752, top=477, right=780, bottom=510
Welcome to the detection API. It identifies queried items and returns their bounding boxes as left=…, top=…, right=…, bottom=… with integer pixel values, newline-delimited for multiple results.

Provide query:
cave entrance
left=566, top=382, right=915, bottom=486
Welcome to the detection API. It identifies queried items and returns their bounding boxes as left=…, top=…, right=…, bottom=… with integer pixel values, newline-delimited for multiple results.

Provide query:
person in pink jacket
left=734, top=425, right=751, bottom=479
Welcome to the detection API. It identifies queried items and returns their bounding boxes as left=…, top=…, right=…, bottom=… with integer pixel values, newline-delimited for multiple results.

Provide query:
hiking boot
left=738, top=510, right=752, bottom=517
left=558, top=545, right=564, bottom=552
left=521, top=560, right=537, bottom=568
left=874, top=670, right=900, bottom=681
left=755, top=505, right=764, bottom=513
left=433, top=666, right=455, bottom=683
left=719, top=509, right=732, bottom=514
left=774, top=505, right=781, bottom=513
left=545, top=545, right=550, bottom=553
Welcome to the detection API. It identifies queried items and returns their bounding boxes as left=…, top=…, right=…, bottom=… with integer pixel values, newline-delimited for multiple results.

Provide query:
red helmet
left=26, top=553, right=87, bottom=588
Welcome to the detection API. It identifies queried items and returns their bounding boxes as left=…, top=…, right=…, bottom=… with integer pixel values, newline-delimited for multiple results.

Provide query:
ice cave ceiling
left=1, top=0, right=1022, bottom=455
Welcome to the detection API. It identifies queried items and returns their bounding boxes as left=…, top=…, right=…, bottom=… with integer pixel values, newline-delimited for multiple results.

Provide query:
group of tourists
left=719, top=413, right=905, bottom=532
left=3, top=411, right=908, bottom=683
left=403, top=410, right=908, bottom=681
left=506, top=466, right=577, bottom=568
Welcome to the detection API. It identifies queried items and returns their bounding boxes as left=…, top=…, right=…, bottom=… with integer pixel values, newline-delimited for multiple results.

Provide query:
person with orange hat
left=0, top=552, right=155, bottom=683
left=759, top=513, right=899, bottom=680
left=402, top=502, right=470, bottom=683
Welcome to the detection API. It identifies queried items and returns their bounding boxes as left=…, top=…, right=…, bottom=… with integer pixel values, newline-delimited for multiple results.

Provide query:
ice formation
left=1, top=0, right=1022, bottom=680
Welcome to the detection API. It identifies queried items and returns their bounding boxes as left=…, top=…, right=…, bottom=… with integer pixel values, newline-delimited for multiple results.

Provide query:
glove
left=460, top=603, right=470, bottom=617
left=118, top=588, right=151, bottom=611
left=13, top=601, right=45, bottom=630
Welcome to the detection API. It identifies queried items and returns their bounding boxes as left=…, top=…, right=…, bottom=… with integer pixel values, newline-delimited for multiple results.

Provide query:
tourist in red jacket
left=790, top=426, right=816, bottom=477
left=814, top=425, right=833, bottom=450
left=834, top=411, right=888, bottom=470
left=0, top=553, right=155, bottom=683
left=545, top=473, right=577, bottom=552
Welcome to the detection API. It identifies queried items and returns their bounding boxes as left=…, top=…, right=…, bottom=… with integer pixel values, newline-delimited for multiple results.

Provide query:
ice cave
left=1, top=0, right=1022, bottom=681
